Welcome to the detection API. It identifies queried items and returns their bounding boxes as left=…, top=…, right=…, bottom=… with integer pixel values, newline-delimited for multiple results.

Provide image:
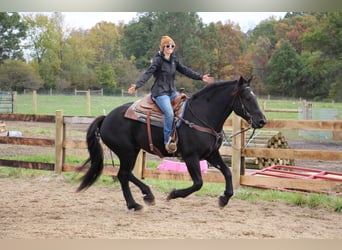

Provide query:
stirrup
left=165, top=137, right=177, bottom=153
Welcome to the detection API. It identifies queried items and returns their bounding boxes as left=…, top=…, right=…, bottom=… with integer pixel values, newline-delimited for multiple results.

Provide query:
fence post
left=133, top=150, right=146, bottom=179
left=55, top=110, right=64, bottom=174
left=86, top=89, right=91, bottom=116
left=12, top=91, right=17, bottom=113
left=232, top=112, right=242, bottom=189
left=33, top=90, right=37, bottom=114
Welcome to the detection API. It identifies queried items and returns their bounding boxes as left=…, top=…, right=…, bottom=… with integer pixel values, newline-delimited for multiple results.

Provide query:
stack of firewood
left=255, top=132, right=295, bottom=169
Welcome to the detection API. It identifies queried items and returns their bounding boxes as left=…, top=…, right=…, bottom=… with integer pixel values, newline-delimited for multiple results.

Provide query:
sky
left=61, top=12, right=287, bottom=32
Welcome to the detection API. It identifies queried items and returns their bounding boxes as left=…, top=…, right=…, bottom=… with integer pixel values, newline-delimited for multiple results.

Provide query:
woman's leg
left=154, top=94, right=174, bottom=145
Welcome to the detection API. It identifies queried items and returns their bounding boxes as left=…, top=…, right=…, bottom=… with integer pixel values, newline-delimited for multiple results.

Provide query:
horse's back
left=100, top=103, right=136, bottom=146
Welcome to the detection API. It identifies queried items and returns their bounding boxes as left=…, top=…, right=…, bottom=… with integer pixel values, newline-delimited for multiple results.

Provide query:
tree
left=249, top=36, right=272, bottom=84
left=0, top=12, right=27, bottom=63
left=0, top=59, right=43, bottom=91
left=122, top=12, right=157, bottom=70
left=122, top=12, right=209, bottom=93
left=23, top=12, right=65, bottom=89
left=214, top=21, right=244, bottom=79
left=61, top=29, right=96, bottom=89
left=266, top=40, right=302, bottom=97
left=247, top=17, right=279, bottom=49
left=87, top=21, right=124, bottom=89
left=298, top=51, right=331, bottom=100
left=301, top=12, right=342, bottom=100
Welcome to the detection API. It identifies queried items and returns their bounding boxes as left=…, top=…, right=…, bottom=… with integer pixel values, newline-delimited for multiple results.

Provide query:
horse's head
left=232, top=76, right=267, bottom=129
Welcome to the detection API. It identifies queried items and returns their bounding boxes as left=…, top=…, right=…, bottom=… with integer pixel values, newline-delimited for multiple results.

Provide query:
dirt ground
left=0, top=121, right=341, bottom=239
left=1, top=175, right=341, bottom=239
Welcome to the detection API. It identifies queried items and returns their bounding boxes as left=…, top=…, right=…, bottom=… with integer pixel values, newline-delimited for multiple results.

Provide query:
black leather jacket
left=135, top=51, right=203, bottom=98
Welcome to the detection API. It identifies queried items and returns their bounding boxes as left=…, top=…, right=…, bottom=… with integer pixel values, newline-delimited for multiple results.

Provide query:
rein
left=176, top=100, right=224, bottom=148
left=226, top=127, right=257, bottom=148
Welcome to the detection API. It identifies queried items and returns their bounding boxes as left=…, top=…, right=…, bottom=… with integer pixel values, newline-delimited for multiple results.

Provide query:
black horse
left=77, top=76, right=267, bottom=211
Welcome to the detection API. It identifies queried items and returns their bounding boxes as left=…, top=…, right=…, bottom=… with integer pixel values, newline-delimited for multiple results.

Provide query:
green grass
left=1, top=166, right=341, bottom=213
left=0, top=154, right=159, bottom=170
left=15, top=94, right=139, bottom=116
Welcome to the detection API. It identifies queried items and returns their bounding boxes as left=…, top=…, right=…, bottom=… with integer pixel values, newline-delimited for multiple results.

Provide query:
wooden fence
left=0, top=112, right=341, bottom=193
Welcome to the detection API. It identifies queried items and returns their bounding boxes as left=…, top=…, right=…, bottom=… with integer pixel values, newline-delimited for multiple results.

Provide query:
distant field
left=14, top=94, right=139, bottom=116
left=13, top=94, right=342, bottom=120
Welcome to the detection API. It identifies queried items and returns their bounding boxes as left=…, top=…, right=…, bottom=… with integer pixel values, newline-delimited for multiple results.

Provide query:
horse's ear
left=247, top=76, right=253, bottom=86
left=238, top=76, right=245, bottom=86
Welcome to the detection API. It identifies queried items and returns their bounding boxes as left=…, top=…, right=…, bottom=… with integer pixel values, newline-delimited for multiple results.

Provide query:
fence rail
left=0, top=112, right=341, bottom=193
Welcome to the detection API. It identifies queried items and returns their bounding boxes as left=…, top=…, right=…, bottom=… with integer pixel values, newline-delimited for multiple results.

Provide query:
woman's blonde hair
left=160, top=35, right=175, bottom=51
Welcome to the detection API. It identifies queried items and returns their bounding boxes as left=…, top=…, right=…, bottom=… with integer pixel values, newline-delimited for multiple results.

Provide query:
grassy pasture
left=14, top=94, right=342, bottom=119
left=15, top=94, right=139, bottom=116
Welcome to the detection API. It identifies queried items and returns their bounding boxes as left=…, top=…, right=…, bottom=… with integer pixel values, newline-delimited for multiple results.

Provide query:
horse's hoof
left=143, top=195, right=156, bottom=206
left=166, top=189, right=176, bottom=201
left=128, top=203, right=144, bottom=211
left=218, top=195, right=228, bottom=208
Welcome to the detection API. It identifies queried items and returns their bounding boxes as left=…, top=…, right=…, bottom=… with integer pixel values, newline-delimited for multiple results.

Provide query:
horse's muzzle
left=252, top=115, right=267, bottom=129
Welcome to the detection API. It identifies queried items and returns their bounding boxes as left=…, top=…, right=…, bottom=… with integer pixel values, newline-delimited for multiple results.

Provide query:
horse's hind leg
left=117, top=154, right=144, bottom=211
left=167, top=156, right=203, bottom=200
left=206, top=150, right=233, bottom=208
left=129, top=174, right=155, bottom=205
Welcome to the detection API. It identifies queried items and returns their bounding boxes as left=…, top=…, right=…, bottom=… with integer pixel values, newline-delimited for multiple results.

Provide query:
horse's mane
left=190, top=79, right=238, bottom=100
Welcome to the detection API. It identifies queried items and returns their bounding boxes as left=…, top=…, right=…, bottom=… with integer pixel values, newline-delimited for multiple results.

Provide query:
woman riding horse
left=77, top=76, right=267, bottom=211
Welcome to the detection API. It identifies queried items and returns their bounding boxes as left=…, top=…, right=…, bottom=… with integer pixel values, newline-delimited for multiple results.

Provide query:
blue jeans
left=154, top=92, right=178, bottom=144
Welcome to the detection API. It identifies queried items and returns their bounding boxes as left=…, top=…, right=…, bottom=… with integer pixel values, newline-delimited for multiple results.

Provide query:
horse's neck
left=187, top=84, right=234, bottom=132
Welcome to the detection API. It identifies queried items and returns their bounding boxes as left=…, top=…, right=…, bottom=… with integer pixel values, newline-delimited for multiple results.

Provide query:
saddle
left=124, top=92, right=187, bottom=128
left=124, top=92, right=188, bottom=156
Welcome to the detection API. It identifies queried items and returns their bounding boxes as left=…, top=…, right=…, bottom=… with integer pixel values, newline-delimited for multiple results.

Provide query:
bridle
left=177, top=84, right=257, bottom=148
left=231, top=87, right=253, bottom=125
left=226, top=86, right=256, bottom=147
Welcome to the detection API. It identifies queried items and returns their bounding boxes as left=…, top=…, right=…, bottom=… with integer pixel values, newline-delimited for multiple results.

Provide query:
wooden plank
left=264, top=108, right=298, bottom=113
left=63, top=164, right=119, bottom=176
left=219, top=146, right=233, bottom=156
left=0, top=159, right=54, bottom=171
left=63, top=116, right=95, bottom=124
left=0, top=136, right=55, bottom=147
left=0, top=113, right=55, bottom=123
left=243, top=148, right=342, bottom=161
left=143, top=169, right=225, bottom=183
left=64, top=139, right=87, bottom=149
left=263, top=119, right=342, bottom=131
left=241, top=175, right=342, bottom=193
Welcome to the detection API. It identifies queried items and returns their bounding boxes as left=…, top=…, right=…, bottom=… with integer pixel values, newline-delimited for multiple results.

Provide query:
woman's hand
left=128, top=84, right=136, bottom=94
left=202, top=74, right=214, bottom=84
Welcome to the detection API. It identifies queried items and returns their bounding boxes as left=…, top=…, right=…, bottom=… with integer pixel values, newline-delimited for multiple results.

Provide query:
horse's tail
left=77, top=115, right=106, bottom=192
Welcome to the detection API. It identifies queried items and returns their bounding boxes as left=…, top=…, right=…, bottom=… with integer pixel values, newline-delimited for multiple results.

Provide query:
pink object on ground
left=157, top=159, right=208, bottom=173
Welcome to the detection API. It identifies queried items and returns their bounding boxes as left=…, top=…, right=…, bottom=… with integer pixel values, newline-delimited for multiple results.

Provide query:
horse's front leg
left=206, top=150, right=233, bottom=208
left=129, top=174, right=156, bottom=206
left=167, top=156, right=203, bottom=200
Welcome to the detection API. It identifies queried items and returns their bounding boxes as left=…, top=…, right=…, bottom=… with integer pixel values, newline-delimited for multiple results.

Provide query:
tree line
left=0, top=12, right=341, bottom=101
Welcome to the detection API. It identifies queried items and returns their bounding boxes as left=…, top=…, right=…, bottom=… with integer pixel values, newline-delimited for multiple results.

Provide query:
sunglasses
left=165, top=44, right=175, bottom=49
